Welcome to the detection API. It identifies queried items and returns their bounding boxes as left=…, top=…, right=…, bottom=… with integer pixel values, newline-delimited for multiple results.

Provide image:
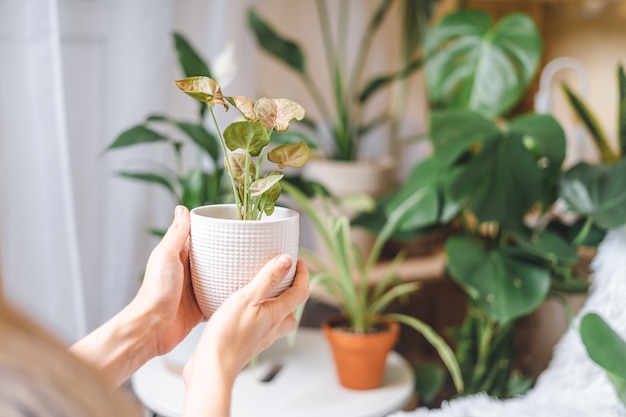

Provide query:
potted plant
left=372, top=10, right=626, bottom=401
left=247, top=0, right=439, bottom=198
left=282, top=181, right=463, bottom=392
left=105, top=32, right=232, bottom=236
left=174, top=75, right=312, bottom=316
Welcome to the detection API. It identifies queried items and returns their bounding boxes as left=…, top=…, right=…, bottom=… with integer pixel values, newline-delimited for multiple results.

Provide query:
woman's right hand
left=181, top=255, right=310, bottom=417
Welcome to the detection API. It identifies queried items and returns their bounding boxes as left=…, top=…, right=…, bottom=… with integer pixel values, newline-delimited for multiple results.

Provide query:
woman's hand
left=129, top=205, right=204, bottom=356
left=71, top=206, right=203, bottom=386
left=182, top=255, right=310, bottom=417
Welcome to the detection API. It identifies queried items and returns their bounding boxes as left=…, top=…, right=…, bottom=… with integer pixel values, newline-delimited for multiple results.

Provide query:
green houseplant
left=371, top=10, right=626, bottom=400
left=282, top=181, right=463, bottom=392
left=248, top=0, right=437, bottom=161
left=248, top=0, right=439, bottom=202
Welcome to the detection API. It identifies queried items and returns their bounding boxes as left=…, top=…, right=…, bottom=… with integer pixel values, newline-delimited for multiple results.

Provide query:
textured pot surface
left=322, top=316, right=400, bottom=390
left=190, top=204, right=299, bottom=317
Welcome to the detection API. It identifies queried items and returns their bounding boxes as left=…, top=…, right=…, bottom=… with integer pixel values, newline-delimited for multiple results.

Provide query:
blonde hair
left=0, top=281, right=140, bottom=417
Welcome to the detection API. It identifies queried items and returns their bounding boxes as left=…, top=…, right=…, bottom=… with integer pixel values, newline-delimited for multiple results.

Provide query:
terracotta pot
left=322, top=315, right=400, bottom=390
left=189, top=204, right=299, bottom=317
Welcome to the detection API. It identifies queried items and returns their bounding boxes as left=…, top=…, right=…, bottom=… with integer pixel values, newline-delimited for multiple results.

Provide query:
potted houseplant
left=248, top=0, right=439, bottom=199
left=282, top=181, right=463, bottom=392
left=371, top=10, right=626, bottom=401
left=105, top=32, right=232, bottom=236
left=174, top=75, right=312, bottom=316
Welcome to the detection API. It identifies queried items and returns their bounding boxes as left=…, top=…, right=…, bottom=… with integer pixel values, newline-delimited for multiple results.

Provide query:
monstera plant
left=361, top=9, right=626, bottom=400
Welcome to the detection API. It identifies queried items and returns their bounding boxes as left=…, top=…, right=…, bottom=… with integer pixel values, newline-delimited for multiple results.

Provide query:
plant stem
left=209, top=106, right=242, bottom=219
left=573, top=216, right=594, bottom=246
left=473, top=317, right=495, bottom=388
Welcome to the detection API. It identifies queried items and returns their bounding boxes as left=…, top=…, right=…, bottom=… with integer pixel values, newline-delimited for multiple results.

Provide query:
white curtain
left=0, top=0, right=258, bottom=343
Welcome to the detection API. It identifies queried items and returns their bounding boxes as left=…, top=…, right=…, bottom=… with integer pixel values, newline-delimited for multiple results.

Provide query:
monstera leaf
left=559, top=160, right=626, bottom=230
left=432, top=111, right=566, bottom=225
left=446, top=236, right=551, bottom=325
left=425, top=10, right=542, bottom=119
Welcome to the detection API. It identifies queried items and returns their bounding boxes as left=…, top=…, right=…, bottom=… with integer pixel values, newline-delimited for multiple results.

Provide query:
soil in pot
left=322, top=315, right=400, bottom=390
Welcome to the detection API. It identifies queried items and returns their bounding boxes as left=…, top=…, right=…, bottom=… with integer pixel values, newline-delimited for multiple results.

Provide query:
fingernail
left=175, top=205, right=185, bottom=218
left=275, top=254, right=292, bottom=269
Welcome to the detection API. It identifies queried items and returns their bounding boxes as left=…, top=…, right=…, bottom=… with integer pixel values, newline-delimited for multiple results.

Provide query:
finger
left=246, top=254, right=293, bottom=303
left=272, top=260, right=310, bottom=314
left=158, top=205, right=190, bottom=251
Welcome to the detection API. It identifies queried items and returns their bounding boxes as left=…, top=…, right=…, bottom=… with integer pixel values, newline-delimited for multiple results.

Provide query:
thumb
left=158, top=205, right=190, bottom=251
left=246, top=254, right=293, bottom=303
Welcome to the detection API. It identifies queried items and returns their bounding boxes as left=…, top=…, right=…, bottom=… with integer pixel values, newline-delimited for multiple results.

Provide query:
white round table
left=131, top=326, right=415, bottom=417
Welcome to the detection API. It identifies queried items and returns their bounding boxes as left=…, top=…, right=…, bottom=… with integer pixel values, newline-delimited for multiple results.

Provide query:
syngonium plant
left=175, top=76, right=312, bottom=220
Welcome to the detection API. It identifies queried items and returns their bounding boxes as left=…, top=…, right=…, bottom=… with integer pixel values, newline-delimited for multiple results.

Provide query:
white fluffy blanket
left=390, top=227, right=626, bottom=417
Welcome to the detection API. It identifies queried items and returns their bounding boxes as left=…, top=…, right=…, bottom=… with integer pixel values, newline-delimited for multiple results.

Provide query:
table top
left=131, top=326, right=415, bottom=417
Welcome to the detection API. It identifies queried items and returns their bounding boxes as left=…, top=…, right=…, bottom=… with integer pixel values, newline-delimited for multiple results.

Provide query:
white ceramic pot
left=189, top=204, right=300, bottom=317
left=302, top=157, right=395, bottom=198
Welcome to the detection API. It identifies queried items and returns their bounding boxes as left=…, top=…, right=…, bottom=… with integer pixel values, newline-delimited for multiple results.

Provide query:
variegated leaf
left=225, top=153, right=256, bottom=185
left=274, top=98, right=305, bottom=132
left=254, top=97, right=278, bottom=129
left=227, top=95, right=257, bottom=120
left=250, top=173, right=283, bottom=197
left=174, top=76, right=226, bottom=107
left=268, top=142, right=311, bottom=169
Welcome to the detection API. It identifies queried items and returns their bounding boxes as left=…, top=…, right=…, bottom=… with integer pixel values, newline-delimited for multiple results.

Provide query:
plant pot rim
left=322, top=314, right=399, bottom=337
left=191, top=204, right=299, bottom=224
left=306, top=156, right=394, bottom=169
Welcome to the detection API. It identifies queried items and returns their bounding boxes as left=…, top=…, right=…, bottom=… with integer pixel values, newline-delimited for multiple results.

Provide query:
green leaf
left=173, top=32, right=212, bottom=78
left=247, top=8, right=306, bottom=75
left=384, top=157, right=441, bottom=231
left=446, top=236, right=551, bottom=324
left=180, top=169, right=204, bottom=209
left=618, top=65, right=626, bottom=158
left=509, top=228, right=579, bottom=265
left=413, top=365, right=446, bottom=405
left=107, top=126, right=168, bottom=151
left=580, top=313, right=626, bottom=405
left=359, top=57, right=422, bottom=103
left=448, top=131, right=545, bottom=224
left=387, top=313, right=464, bottom=393
left=561, top=82, right=617, bottom=163
left=175, top=121, right=219, bottom=161
left=509, top=113, right=566, bottom=179
left=559, top=160, right=626, bottom=229
left=429, top=110, right=500, bottom=166
left=117, top=171, right=177, bottom=198
left=223, top=121, right=270, bottom=156
left=425, top=10, right=542, bottom=118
